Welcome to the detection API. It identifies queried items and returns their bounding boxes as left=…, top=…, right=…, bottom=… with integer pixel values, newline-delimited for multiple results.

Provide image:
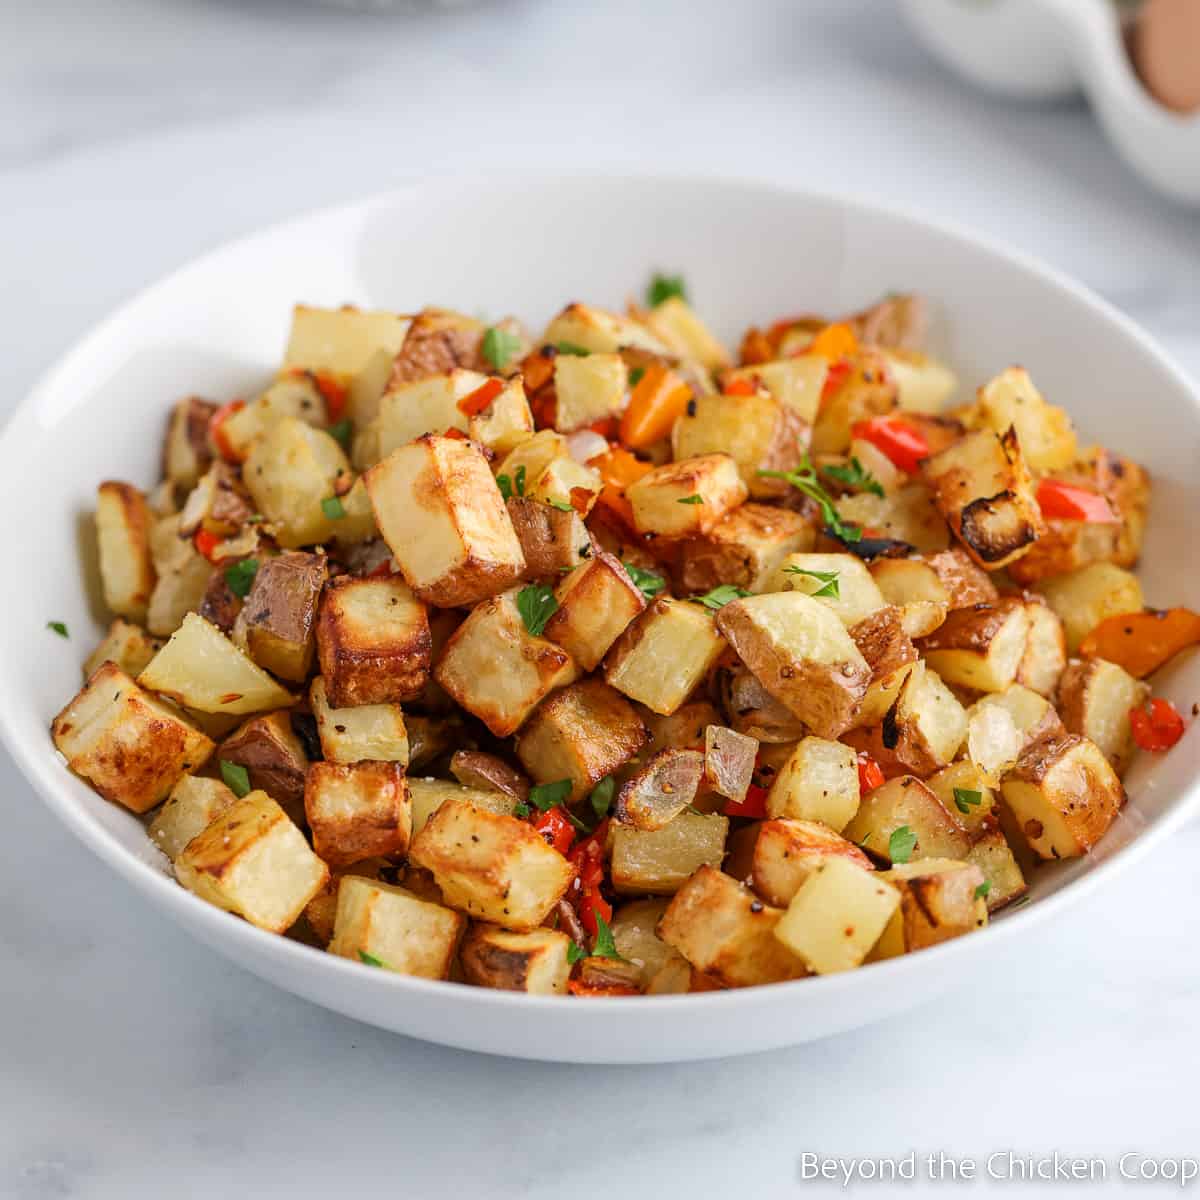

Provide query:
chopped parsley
left=592, top=911, right=626, bottom=961
left=567, top=940, right=587, bottom=965
left=513, top=801, right=531, bottom=819
left=546, top=499, right=574, bottom=512
left=647, top=273, right=687, bottom=307
left=953, top=787, right=983, bottom=815
left=783, top=565, right=840, bottom=598
left=589, top=776, right=615, bottom=820
left=823, top=456, right=885, bottom=498
left=482, top=325, right=522, bottom=371
left=758, top=457, right=863, bottom=544
left=219, top=759, right=251, bottom=798
left=327, top=419, right=353, bottom=449
left=974, top=881, right=992, bottom=901
left=224, top=557, right=259, bottom=600
left=497, top=463, right=528, bottom=501
left=888, top=825, right=917, bottom=864
left=516, top=583, right=558, bottom=637
left=358, top=950, right=392, bottom=969
left=554, top=341, right=591, bottom=357
left=692, top=583, right=750, bottom=611
left=623, top=562, right=666, bottom=600
left=321, top=496, right=346, bottom=520
left=528, top=778, right=572, bottom=812
left=677, top=493, right=703, bottom=505
left=46, top=621, right=69, bottom=639
left=628, top=366, right=646, bottom=389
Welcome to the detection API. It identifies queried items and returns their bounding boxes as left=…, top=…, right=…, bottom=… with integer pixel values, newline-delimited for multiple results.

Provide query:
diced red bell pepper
left=851, top=415, right=930, bottom=474
left=209, top=398, right=246, bottom=463
left=1129, top=698, right=1185, bottom=752
left=723, top=783, right=768, bottom=819
left=578, top=888, right=613, bottom=938
left=312, top=370, right=348, bottom=423
left=820, top=358, right=853, bottom=407
left=441, top=426, right=469, bottom=440
left=193, top=528, right=222, bottom=562
left=722, top=376, right=757, bottom=397
left=533, top=807, right=575, bottom=856
left=457, top=376, right=504, bottom=418
left=1036, top=479, right=1118, bottom=523
left=857, top=751, right=886, bottom=793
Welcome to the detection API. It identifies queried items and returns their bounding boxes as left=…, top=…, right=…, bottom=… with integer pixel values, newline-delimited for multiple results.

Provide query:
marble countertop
left=4, top=1, right=1200, bottom=1196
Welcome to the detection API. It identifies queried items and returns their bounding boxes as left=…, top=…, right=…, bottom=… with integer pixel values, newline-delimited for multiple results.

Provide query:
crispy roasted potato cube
left=848, top=605, right=919, bottom=728
left=409, top=778, right=519, bottom=835
left=750, top=818, right=874, bottom=908
left=965, top=683, right=1064, bottom=780
left=316, top=575, right=430, bottom=707
left=388, top=307, right=486, bottom=385
left=543, top=551, right=645, bottom=671
left=611, top=811, right=729, bottom=895
left=658, top=865, right=807, bottom=987
left=365, top=434, right=525, bottom=607
left=217, top=373, right=328, bottom=463
left=676, top=503, right=815, bottom=594
left=409, top=799, right=575, bottom=930
left=1001, top=733, right=1125, bottom=860
left=146, top=513, right=213, bottom=637
left=720, top=356, right=827, bottom=423
left=1057, top=657, right=1148, bottom=775
left=304, top=760, right=410, bottom=868
left=875, top=858, right=987, bottom=955
left=605, top=598, right=726, bottom=716
left=884, top=348, right=957, bottom=413
left=640, top=296, right=731, bottom=371
left=553, top=352, right=628, bottom=432
left=371, top=368, right=488, bottom=457
left=609, top=898, right=688, bottom=990
left=1036, top=562, right=1144, bottom=653
left=515, top=678, right=646, bottom=801
left=434, top=588, right=577, bottom=736
left=762, top=552, right=886, bottom=628
left=495, top=430, right=602, bottom=514
left=925, top=760, right=996, bottom=835
left=328, top=876, right=463, bottom=978
left=148, top=775, right=237, bottom=860
left=84, top=618, right=162, bottom=680
left=467, top=375, right=535, bottom=456
left=774, top=857, right=900, bottom=974
left=642, top=700, right=722, bottom=755
left=922, top=428, right=1044, bottom=568
left=765, top=736, right=860, bottom=830
left=163, top=396, right=217, bottom=490
left=924, top=547, right=999, bottom=609
left=219, top=711, right=309, bottom=821
left=626, top=453, right=747, bottom=539
left=810, top=349, right=899, bottom=455
left=231, top=551, right=327, bottom=683
left=459, top=924, right=573, bottom=994
left=310, top=676, right=408, bottom=765
left=842, top=774, right=971, bottom=864
left=868, top=557, right=949, bottom=639
left=96, top=481, right=156, bottom=622
left=716, top=592, right=871, bottom=739
left=140, top=612, right=295, bottom=715
left=964, top=830, right=1028, bottom=911
left=284, top=304, right=410, bottom=379
left=918, top=596, right=1031, bottom=693
left=971, top=367, right=1077, bottom=472
left=835, top=483, right=950, bottom=555
left=175, top=791, right=328, bottom=932
left=544, top=302, right=670, bottom=356
left=1016, top=598, right=1067, bottom=697
left=52, top=662, right=214, bottom=813
left=504, top=497, right=591, bottom=581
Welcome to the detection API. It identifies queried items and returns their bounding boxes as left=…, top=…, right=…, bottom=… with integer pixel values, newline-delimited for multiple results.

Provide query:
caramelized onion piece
left=449, top=750, right=531, bottom=801
left=615, top=749, right=704, bottom=831
left=703, top=725, right=759, bottom=802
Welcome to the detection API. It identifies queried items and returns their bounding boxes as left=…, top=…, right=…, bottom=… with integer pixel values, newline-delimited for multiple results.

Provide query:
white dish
left=1, top=172, right=1197, bottom=1063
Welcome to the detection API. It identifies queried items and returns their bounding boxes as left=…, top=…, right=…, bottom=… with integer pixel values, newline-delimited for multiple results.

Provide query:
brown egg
left=1134, top=0, right=1200, bottom=114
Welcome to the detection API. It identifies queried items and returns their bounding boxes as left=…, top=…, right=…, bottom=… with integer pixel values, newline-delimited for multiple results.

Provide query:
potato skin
left=235, top=551, right=328, bottom=683
left=388, top=307, right=486, bottom=384
left=458, top=924, right=572, bottom=994
left=676, top=503, right=814, bottom=594
left=219, top=711, right=310, bottom=822
left=304, top=760, right=410, bottom=868
left=924, top=548, right=998, bottom=610
left=505, top=497, right=590, bottom=581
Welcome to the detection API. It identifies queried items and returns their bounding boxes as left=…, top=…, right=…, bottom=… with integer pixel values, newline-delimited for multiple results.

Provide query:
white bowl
left=2, top=172, right=1197, bottom=1063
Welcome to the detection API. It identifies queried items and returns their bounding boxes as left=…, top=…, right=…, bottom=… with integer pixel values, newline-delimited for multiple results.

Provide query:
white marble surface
left=4, top=2, right=1200, bottom=1196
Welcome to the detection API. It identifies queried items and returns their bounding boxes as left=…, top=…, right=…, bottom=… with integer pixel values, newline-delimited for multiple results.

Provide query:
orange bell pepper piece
left=618, top=363, right=693, bottom=448
left=457, top=376, right=504, bottom=418
left=591, top=446, right=652, bottom=530
left=209, top=398, right=246, bottom=463
left=1078, top=607, right=1200, bottom=679
left=804, top=322, right=858, bottom=362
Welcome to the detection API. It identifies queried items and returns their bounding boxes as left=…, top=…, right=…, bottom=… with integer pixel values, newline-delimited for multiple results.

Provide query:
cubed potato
left=1057, top=657, right=1148, bottom=775
left=409, top=778, right=519, bottom=835
left=884, top=349, right=958, bottom=413
left=163, top=395, right=217, bottom=490
left=966, top=684, right=1064, bottom=778
left=643, top=701, right=722, bottom=755
left=365, top=435, right=525, bottom=607
left=874, top=858, right=987, bottom=955
left=543, top=551, right=645, bottom=671
left=388, top=307, right=486, bottom=385
left=922, top=428, right=1044, bottom=568
left=964, top=830, right=1028, bottom=912
left=868, top=557, right=949, bottom=639
left=720, top=356, right=827, bottom=423
left=715, top=592, right=871, bottom=739
left=553, top=352, right=628, bottom=431
left=639, top=296, right=731, bottom=371
left=146, top=513, right=214, bottom=637
left=848, top=605, right=919, bottom=728
left=658, top=865, right=808, bottom=987
left=918, top=596, right=1031, bottom=693
left=773, top=857, right=900, bottom=974
left=175, top=790, right=328, bottom=932
left=216, top=374, right=329, bottom=463
left=83, top=618, right=162, bottom=680
left=328, top=876, right=463, bottom=979
left=304, top=760, right=410, bottom=868
left=611, top=811, right=729, bottom=895
left=449, top=751, right=530, bottom=802
left=765, top=736, right=860, bottom=831
left=750, top=818, right=874, bottom=907
left=177, top=461, right=254, bottom=538
left=842, top=774, right=971, bottom=864
left=310, top=676, right=409, bottom=765
left=543, top=302, right=670, bottom=355
left=466, top=375, right=535, bottom=456
left=605, top=597, right=726, bottom=716
left=495, top=431, right=601, bottom=515
left=835, top=483, right=950, bottom=555
left=505, top=497, right=591, bottom=581
left=459, top=924, right=573, bottom=994
left=242, top=417, right=350, bottom=548
left=231, top=551, right=327, bottom=683
left=284, top=304, right=411, bottom=379
left=1001, top=733, right=1125, bottom=860
left=52, top=662, right=215, bottom=813
left=96, top=481, right=156, bottom=622
left=434, top=588, right=577, bottom=736
left=148, top=775, right=237, bottom=860
left=409, top=799, right=575, bottom=930
left=923, top=547, right=999, bottom=610
left=371, top=368, right=489, bottom=457
left=676, top=503, right=815, bottom=594
left=139, top=612, right=295, bottom=715
left=1015, top=598, right=1067, bottom=697
left=1036, top=562, right=1144, bottom=654
left=925, top=760, right=996, bottom=835
left=219, top=711, right=309, bottom=821
left=515, top=678, right=646, bottom=801
left=316, top=575, right=430, bottom=707
left=626, top=453, right=747, bottom=539
left=609, top=898, right=688, bottom=990
left=810, top=349, right=899, bottom=455
left=971, top=367, right=1077, bottom=472
left=762, top=552, right=887, bottom=628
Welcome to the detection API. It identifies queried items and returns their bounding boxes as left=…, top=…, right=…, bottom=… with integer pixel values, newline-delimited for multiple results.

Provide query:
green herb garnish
left=888, top=825, right=917, bottom=864
left=590, top=776, right=615, bottom=820
left=220, top=760, right=251, bottom=798
left=623, top=562, right=666, bottom=600
left=692, top=584, right=750, bottom=611
left=546, top=499, right=574, bottom=512
left=321, top=496, right=346, bottom=520
left=758, top=457, right=863, bottom=544
left=517, top=583, right=558, bottom=636
left=482, top=326, right=522, bottom=371
left=555, top=341, right=591, bottom=357
left=823, top=456, right=885, bottom=498
left=515, top=464, right=527, bottom=495
left=497, top=466, right=527, bottom=501
left=628, top=366, right=646, bottom=389
left=47, top=621, right=69, bottom=639
left=567, top=940, right=587, bottom=965
left=528, top=778, right=572, bottom=812
left=783, top=565, right=840, bottom=598
left=677, top=494, right=703, bottom=505
left=647, top=273, right=687, bottom=307
left=974, top=881, right=992, bottom=901
left=592, top=911, right=626, bottom=961
left=513, top=801, right=531, bottom=819
left=359, top=950, right=392, bottom=969
left=328, top=419, right=353, bottom=449
left=224, top=557, right=259, bottom=600
left=953, top=788, right=983, bottom=815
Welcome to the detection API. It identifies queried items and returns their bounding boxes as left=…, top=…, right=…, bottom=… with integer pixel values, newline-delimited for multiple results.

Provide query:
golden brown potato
left=388, top=306, right=486, bottom=384
left=638, top=296, right=731, bottom=371
left=146, top=512, right=214, bottom=637
left=965, top=684, right=1064, bottom=780
left=868, top=557, right=949, bottom=639
left=316, top=574, right=430, bottom=707
left=1015, top=597, right=1067, bottom=697
left=1056, top=657, right=1148, bottom=775
left=148, top=775, right=237, bottom=860
left=924, top=760, right=996, bottom=835
left=750, top=818, right=874, bottom=908
left=543, top=551, right=646, bottom=671
left=761, top=552, right=887, bottom=628
left=657, top=865, right=808, bottom=987
left=304, top=760, right=410, bottom=868
left=408, top=778, right=520, bottom=835
left=505, top=496, right=591, bottom=581
left=96, top=481, right=156, bottom=622
left=219, top=711, right=309, bottom=822
left=1035, top=562, right=1144, bottom=654
left=720, top=356, right=827, bottom=423
left=765, top=736, right=860, bottom=830
left=834, top=483, right=950, bottom=555
left=459, top=924, right=574, bottom=994
left=544, top=302, right=670, bottom=356
left=626, top=453, right=748, bottom=539
left=970, top=367, right=1076, bottom=471
left=309, top=675, right=409, bottom=765
left=923, top=547, right=999, bottom=610
left=515, top=678, right=646, bottom=801
left=83, top=618, right=162, bottom=681
left=918, top=596, right=1031, bottom=693
left=964, top=830, right=1028, bottom=912
left=675, top=502, right=815, bottom=594
left=609, top=898, right=689, bottom=990
left=52, top=662, right=214, bottom=814
left=163, top=395, right=217, bottom=491
left=232, top=551, right=327, bottom=683
left=874, top=858, right=987, bottom=955
left=849, top=604, right=919, bottom=727
left=611, top=811, right=729, bottom=895
left=552, top=352, right=628, bottom=431
left=715, top=592, right=871, bottom=739
left=842, top=774, right=971, bottom=864
left=178, top=461, right=254, bottom=538
left=810, top=348, right=899, bottom=456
